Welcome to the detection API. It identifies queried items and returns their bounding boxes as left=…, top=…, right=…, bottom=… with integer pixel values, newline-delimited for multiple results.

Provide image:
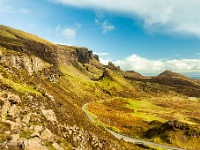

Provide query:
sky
left=0, top=0, right=200, bottom=77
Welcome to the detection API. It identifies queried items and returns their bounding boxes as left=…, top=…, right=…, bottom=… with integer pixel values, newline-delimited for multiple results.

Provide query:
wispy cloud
left=51, top=0, right=200, bottom=37
left=102, top=20, right=115, bottom=34
left=111, top=54, right=200, bottom=75
left=94, top=52, right=109, bottom=56
left=56, top=25, right=77, bottom=40
left=63, top=28, right=76, bottom=40
left=0, top=6, right=30, bottom=14
left=94, top=13, right=115, bottom=34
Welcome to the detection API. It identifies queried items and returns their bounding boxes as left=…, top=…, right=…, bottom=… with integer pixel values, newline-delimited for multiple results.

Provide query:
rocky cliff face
left=0, top=50, right=50, bottom=75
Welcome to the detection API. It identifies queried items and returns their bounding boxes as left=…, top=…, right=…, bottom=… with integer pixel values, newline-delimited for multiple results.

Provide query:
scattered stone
left=30, top=132, right=40, bottom=138
left=15, top=117, right=21, bottom=124
left=30, top=125, right=44, bottom=138
left=22, top=137, right=48, bottom=150
left=22, top=113, right=31, bottom=125
left=4, top=131, right=11, bottom=135
left=28, top=125, right=34, bottom=130
left=4, top=120, right=20, bottom=133
left=40, top=128, right=54, bottom=142
left=52, top=142, right=64, bottom=150
left=34, top=125, right=44, bottom=133
left=8, top=104, right=20, bottom=119
left=7, top=94, right=21, bottom=104
left=1, top=100, right=11, bottom=118
left=10, top=134, right=19, bottom=143
left=41, top=109, right=58, bottom=122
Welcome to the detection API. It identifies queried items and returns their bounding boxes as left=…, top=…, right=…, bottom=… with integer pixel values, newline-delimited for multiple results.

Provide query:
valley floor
left=85, top=96, right=200, bottom=150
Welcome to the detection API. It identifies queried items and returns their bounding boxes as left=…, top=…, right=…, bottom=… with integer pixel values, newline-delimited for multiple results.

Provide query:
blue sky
left=1, top=0, right=200, bottom=76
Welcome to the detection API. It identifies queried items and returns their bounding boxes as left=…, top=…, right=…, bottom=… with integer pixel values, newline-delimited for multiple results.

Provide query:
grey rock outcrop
left=22, top=113, right=31, bottom=125
left=41, top=109, right=58, bottom=122
left=52, top=142, right=64, bottom=150
left=2, top=53, right=49, bottom=75
left=7, top=94, right=21, bottom=104
left=1, top=100, right=11, bottom=118
left=9, top=104, right=20, bottom=119
left=40, top=128, right=54, bottom=142
left=22, top=137, right=48, bottom=150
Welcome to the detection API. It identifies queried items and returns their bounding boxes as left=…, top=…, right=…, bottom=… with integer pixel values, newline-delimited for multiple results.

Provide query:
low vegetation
left=86, top=97, right=200, bottom=149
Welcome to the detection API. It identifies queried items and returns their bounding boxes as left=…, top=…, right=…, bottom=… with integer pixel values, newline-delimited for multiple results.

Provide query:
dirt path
left=82, top=103, right=186, bottom=150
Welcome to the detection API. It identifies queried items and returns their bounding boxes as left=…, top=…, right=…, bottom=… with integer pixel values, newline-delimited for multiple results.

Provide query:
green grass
left=2, top=77, right=41, bottom=95
left=0, top=121, right=12, bottom=142
left=87, top=96, right=200, bottom=149
left=0, top=28, right=17, bottom=39
left=19, top=129, right=34, bottom=139
left=126, top=99, right=166, bottom=122
left=0, top=25, right=53, bottom=45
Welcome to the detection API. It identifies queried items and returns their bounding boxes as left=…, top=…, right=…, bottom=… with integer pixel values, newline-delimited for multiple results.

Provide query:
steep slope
left=0, top=25, right=141, bottom=150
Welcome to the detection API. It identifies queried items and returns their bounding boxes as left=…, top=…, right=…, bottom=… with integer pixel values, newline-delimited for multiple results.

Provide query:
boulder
left=4, top=120, right=20, bottom=133
left=52, top=143, right=64, bottom=150
left=40, top=128, right=54, bottom=142
left=9, top=104, right=20, bottom=119
left=7, top=94, right=21, bottom=104
left=34, top=125, right=44, bottom=133
left=30, top=125, right=44, bottom=138
left=22, top=113, right=31, bottom=125
left=30, top=132, right=40, bottom=138
left=1, top=100, right=11, bottom=119
left=10, top=134, right=19, bottom=143
left=41, top=109, right=57, bottom=122
left=22, top=138, right=48, bottom=150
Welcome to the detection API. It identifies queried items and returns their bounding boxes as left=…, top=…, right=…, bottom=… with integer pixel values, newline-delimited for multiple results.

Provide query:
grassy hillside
left=0, top=25, right=143, bottom=150
left=0, top=25, right=199, bottom=150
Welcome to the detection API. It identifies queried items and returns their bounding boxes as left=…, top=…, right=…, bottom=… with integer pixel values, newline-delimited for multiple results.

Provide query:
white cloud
left=51, top=0, right=200, bottom=37
left=113, top=54, right=200, bottom=75
left=102, top=20, right=115, bottom=34
left=99, top=57, right=112, bottom=65
left=94, top=9, right=115, bottom=34
left=94, top=52, right=109, bottom=56
left=63, top=28, right=76, bottom=40
left=95, top=8, right=104, bottom=19
left=56, top=25, right=76, bottom=40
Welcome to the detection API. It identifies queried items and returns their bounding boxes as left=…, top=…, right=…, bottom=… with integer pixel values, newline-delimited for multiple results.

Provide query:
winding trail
left=82, top=103, right=186, bottom=150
